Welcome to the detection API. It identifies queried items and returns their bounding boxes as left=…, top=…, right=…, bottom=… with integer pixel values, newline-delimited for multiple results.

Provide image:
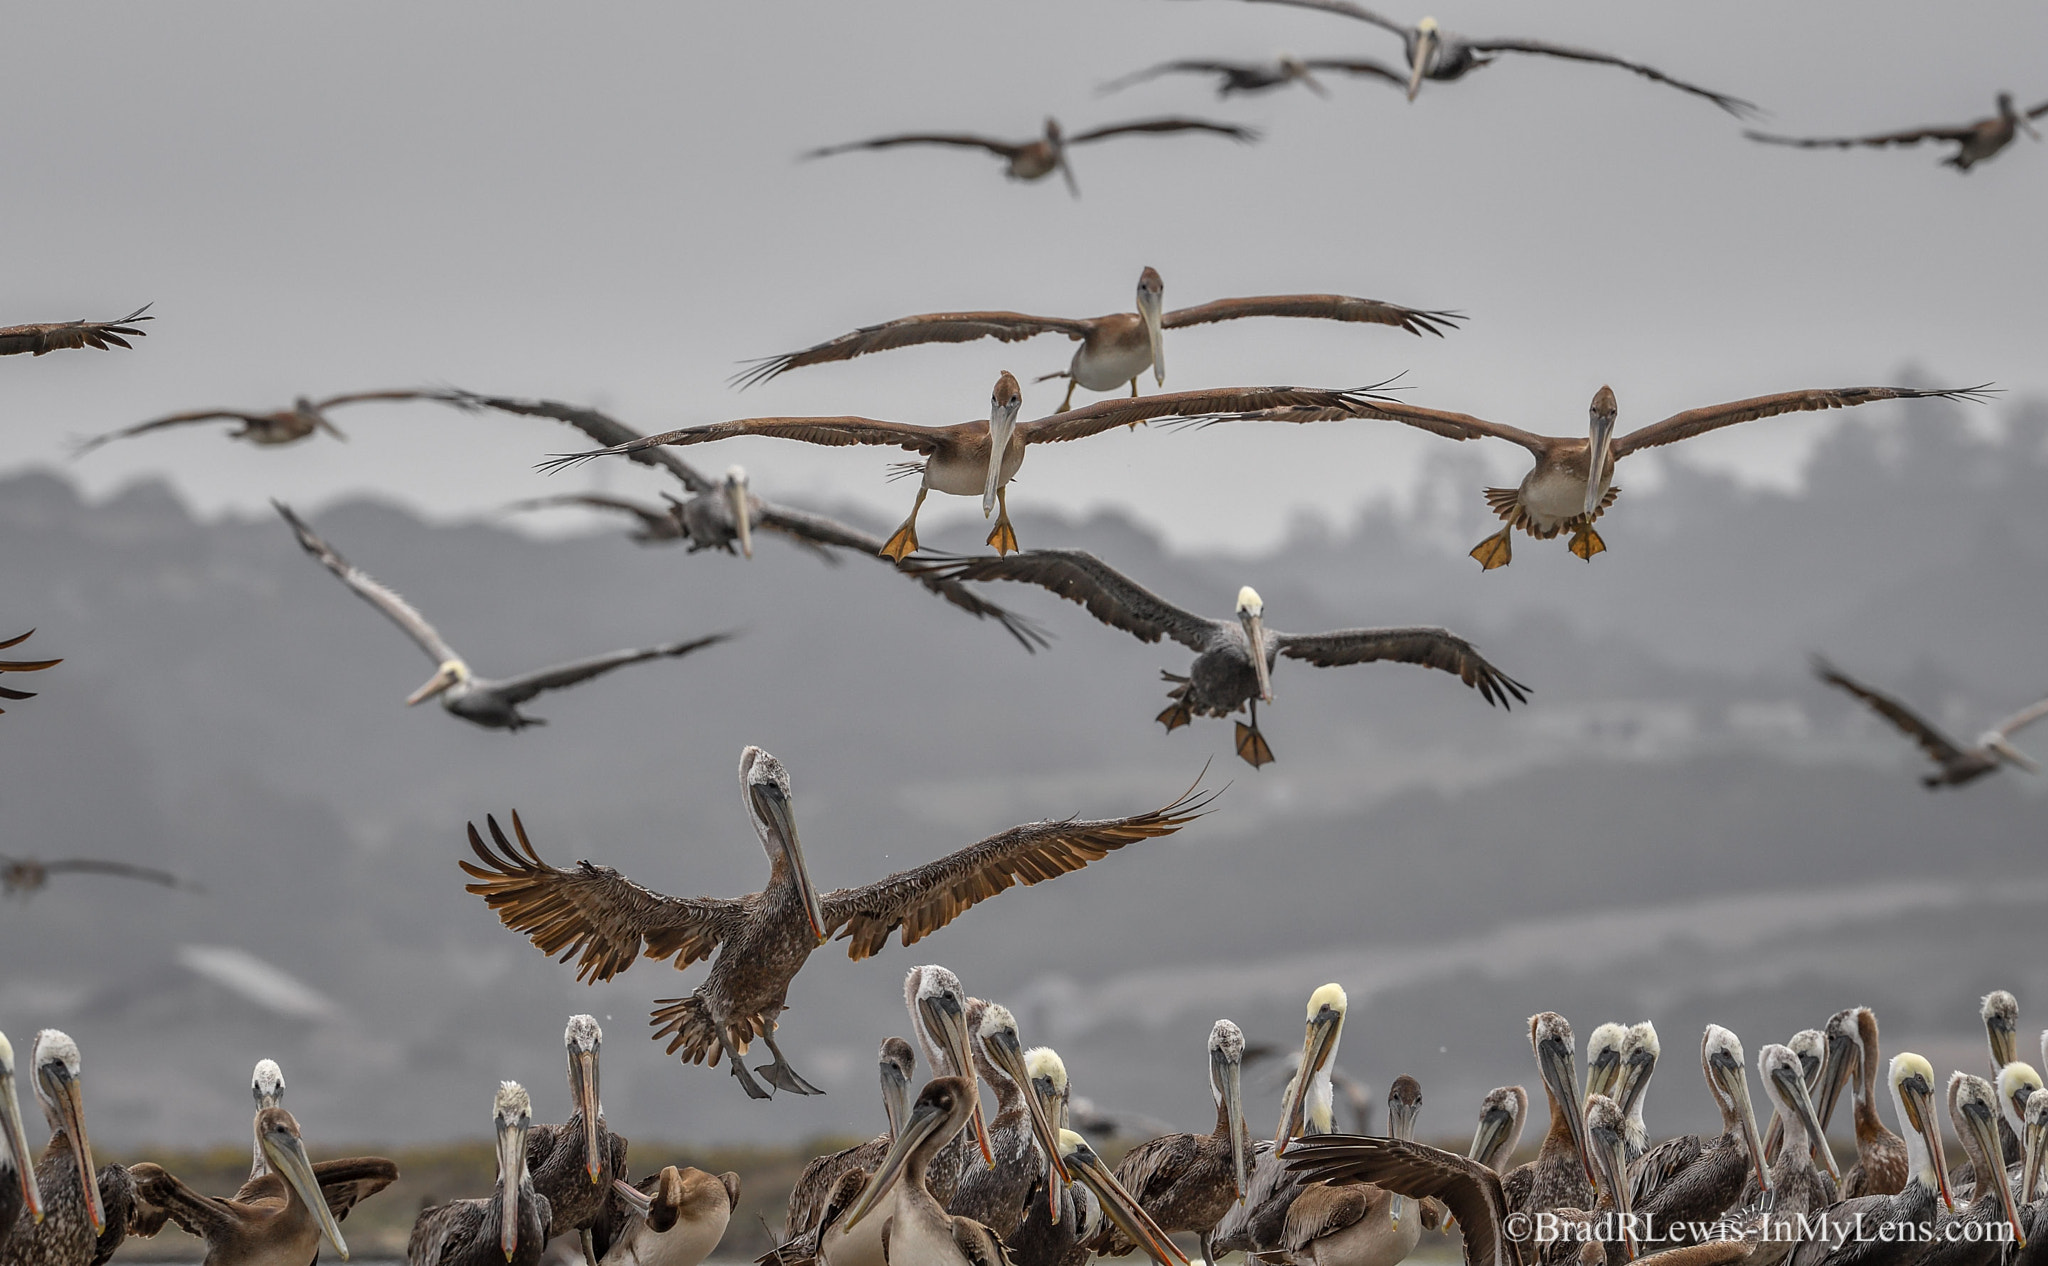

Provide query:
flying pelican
left=1625, top=1027, right=1770, bottom=1244
left=1813, top=1008, right=1905, bottom=1199
left=1917, top=1074, right=2030, bottom=1266
left=0, top=856, right=199, bottom=899
left=0, top=1033, right=44, bottom=1250
left=820, top=1076, right=1012, bottom=1266
left=1193, top=0, right=1755, bottom=114
left=1783, top=1054, right=1952, bottom=1266
left=1098, top=55, right=1405, bottom=98
left=949, top=1003, right=1069, bottom=1241
left=601, top=1167, right=738, bottom=1266
left=275, top=502, right=733, bottom=730
left=247, top=1061, right=285, bottom=1180
left=1213, top=985, right=1349, bottom=1259
left=542, top=374, right=1393, bottom=560
left=73, top=390, right=439, bottom=454
left=912, top=547, right=1525, bottom=767
left=0, top=306, right=150, bottom=357
left=438, top=390, right=1049, bottom=651
left=460, top=747, right=1212, bottom=1100
left=1812, top=658, right=2047, bottom=789
left=1, top=1031, right=153, bottom=1266
left=802, top=117, right=1258, bottom=198
left=732, top=267, right=1458, bottom=410
left=1747, top=93, right=2048, bottom=172
left=127, top=1109, right=372, bottom=1266
left=1095, top=1019, right=1250, bottom=1266
left=1282, top=1076, right=1429, bottom=1266
left=1224, top=383, right=1994, bottom=568
left=524, top=1017, right=626, bottom=1266
left=408, top=1083, right=552, bottom=1266
left=0, top=631, right=60, bottom=716
left=778, top=1040, right=919, bottom=1259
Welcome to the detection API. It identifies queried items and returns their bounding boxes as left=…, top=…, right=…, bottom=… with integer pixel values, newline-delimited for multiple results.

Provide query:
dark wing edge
left=1810, top=656, right=1964, bottom=765
left=1275, top=626, right=1530, bottom=708
left=897, top=549, right=1221, bottom=652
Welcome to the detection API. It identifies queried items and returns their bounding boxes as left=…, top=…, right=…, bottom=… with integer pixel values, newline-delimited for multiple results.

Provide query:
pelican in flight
left=275, top=502, right=733, bottom=730
left=459, top=745, right=1213, bottom=1099
left=906, top=549, right=1526, bottom=766
left=1095, top=1020, right=1250, bottom=1266
left=0, top=856, right=199, bottom=899
left=0, top=306, right=150, bottom=357
left=408, top=1082, right=551, bottom=1266
left=1227, top=382, right=1994, bottom=568
left=734, top=267, right=1458, bottom=411
left=1199, top=0, right=1756, bottom=114
left=1812, top=658, right=2046, bottom=789
left=602, top=1167, right=738, bottom=1266
left=1099, top=54, right=1405, bottom=98
left=0, top=1033, right=44, bottom=1249
left=436, top=390, right=1048, bottom=650
left=73, top=390, right=439, bottom=454
left=803, top=116, right=1258, bottom=197
left=542, top=374, right=1391, bottom=560
left=1747, top=93, right=2048, bottom=172
left=0, top=631, right=60, bottom=716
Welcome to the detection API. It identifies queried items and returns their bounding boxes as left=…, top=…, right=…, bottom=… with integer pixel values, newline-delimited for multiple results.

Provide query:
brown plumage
left=0, top=631, right=60, bottom=716
left=1746, top=93, right=2048, bottom=171
left=1095, top=1022, right=1247, bottom=1266
left=0, top=307, right=150, bottom=357
left=803, top=117, right=1257, bottom=197
left=1815, top=1009, right=1906, bottom=1199
left=1813, top=658, right=2048, bottom=789
left=1280, top=1136, right=1519, bottom=1266
left=0, top=857, right=199, bottom=899
left=73, top=390, right=441, bottom=454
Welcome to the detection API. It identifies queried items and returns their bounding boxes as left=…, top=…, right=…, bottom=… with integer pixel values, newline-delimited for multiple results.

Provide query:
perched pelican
left=907, top=549, right=1525, bottom=766
left=601, top=1168, right=738, bottom=1266
left=2022, top=1088, right=2048, bottom=1204
left=1747, top=93, right=2048, bottom=172
left=1760, top=1027, right=1826, bottom=1164
left=1983, top=993, right=2023, bottom=1165
left=1613, top=1023, right=1658, bottom=1161
left=1500, top=1014, right=1596, bottom=1218
left=1098, top=54, right=1405, bottom=98
left=802, top=117, right=1257, bottom=198
left=1755, top=1042, right=1839, bottom=1218
left=1052, top=1133, right=1189, bottom=1266
left=1224, top=383, right=1994, bottom=568
left=1627, top=1027, right=1769, bottom=1245
left=408, top=1082, right=553, bottom=1266
left=1813, top=659, right=2047, bottom=789
left=0, top=631, right=60, bottom=716
left=1095, top=1019, right=1250, bottom=1266
left=0, top=856, right=199, bottom=899
left=1282, top=1076, right=1430, bottom=1266
left=782, top=1040, right=918, bottom=1247
left=1006, top=1047, right=1096, bottom=1266
left=460, top=747, right=1212, bottom=1099
left=906, top=969, right=995, bottom=1207
left=1916, top=1074, right=2029, bottom=1266
left=1813, top=1008, right=1905, bottom=1199
left=441, top=390, right=1050, bottom=650
left=73, top=390, right=437, bottom=454
left=127, top=1109, right=373, bottom=1266
left=821, top=1077, right=1011, bottom=1266
left=247, top=1062, right=285, bottom=1180
left=542, top=375, right=1392, bottom=559
left=525, top=1017, right=627, bottom=1266
left=1582, top=1025, right=1627, bottom=1106
left=733, top=267, right=1458, bottom=410
left=948, top=1003, right=1068, bottom=1241
left=1, top=1031, right=149, bottom=1266
left=1276, top=1134, right=1518, bottom=1266
left=1213, top=985, right=1348, bottom=1259
left=0, top=1033, right=44, bottom=1249
left=0, top=306, right=150, bottom=357
left=1783, top=1054, right=1952, bottom=1266
left=1198, top=0, right=1756, bottom=114
left=276, top=502, right=733, bottom=731
left=1471, top=1088, right=1527, bottom=1173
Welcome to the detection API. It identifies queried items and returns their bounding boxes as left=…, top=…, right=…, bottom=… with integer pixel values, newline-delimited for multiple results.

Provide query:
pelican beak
left=1212, top=1042, right=1249, bottom=1203
left=1299, top=68, right=1329, bottom=97
left=984, top=387, right=1021, bottom=519
left=881, top=1059, right=913, bottom=1144
left=1988, top=1013, right=2019, bottom=1072
left=1060, top=1132, right=1191, bottom=1266
left=611, top=1177, right=654, bottom=1219
left=1814, top=1031, right=1855, bottom=1135
left=1585, top=393, right=1616, bottom=518
left=1712, top=1052, right=1771, bottom=1195
left=1276, top=1005, right=1342, bottom=1153
left=1963, top=1098, right=2027, bottom=1250
left=1139, top=287, right=1165, bottom=388
left=405, top=661, right=463, bottom=706
left=726, top=477, right=753, bottom=560
left=1590, top=1117, right=1637, bottom=1259
left=752, top=781, right=825, bottom=944
left=265, top=1123, right=351, bottom=1260
left=983, top=1028, right=1071, bottom=1196
left=1584, top=1049, right=1621, bottom=1105
left=1239, top=606, right=1273, bottom=705
left=41, top=1062, right=102, bottom=1234
left=1774, top=1058, right=1839, bottom=1184
left=1032, top=1075, right=1068, bottom=1223
left=1989, top=738, right=2041, bottom=773
left=1406, top=26, right=1436, bottom=100
left=1896, top=1074, right=1952, bottom=1210
left=1470, top=1104, right=1514, bottom=1169
left=0, top=1062, right=41, bottom=1225
left=1536, top=1034, right=1597, bottom=1190
left=1387, top=1095, right=1420, bottom=1227
left=919, top=993, right=994, bottom=1166
left=2021, top=114, right=2043, bottom=142
left=846, top=1092, right=953, bottom=1229
left=497, top=1110, right=530, bottom=1259
left=573, top=1048, right=603, bottom=1182
left=2022, top=1103, right=2046, bottom=1204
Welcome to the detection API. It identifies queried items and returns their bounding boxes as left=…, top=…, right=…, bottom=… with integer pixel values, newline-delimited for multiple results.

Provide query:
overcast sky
left=7, top=0, right=2045, bottom=551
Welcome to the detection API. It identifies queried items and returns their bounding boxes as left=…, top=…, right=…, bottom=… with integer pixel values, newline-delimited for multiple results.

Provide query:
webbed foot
left=1235, top=721, right=1276, bottom=768
left=1469, top=528, right=1513, bottom=571
left=1568, top=524, right=1606, bottom=561
left=880, top=521, right=921, bottom=562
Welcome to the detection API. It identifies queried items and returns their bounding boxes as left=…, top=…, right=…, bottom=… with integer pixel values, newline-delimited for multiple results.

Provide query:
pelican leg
left=716, top=1025, right=773, bottom=1100
left=1234, top=699, right=1276, bottom=768
left=1468, top=526, right=1513, bottom=571
left=754, top=1024, right=827, bottom=1096
left=1568, top=522, right=1607, bottom=562
left=581, top=1228, right=600, bottom=1266
left=986, top=486, right=1020, bottom=555
left=1156, top=671, right=1195, bottom=731
left=880, top=486, right=929, bottom=562
left=1058, top=378, right=1078, bottom=412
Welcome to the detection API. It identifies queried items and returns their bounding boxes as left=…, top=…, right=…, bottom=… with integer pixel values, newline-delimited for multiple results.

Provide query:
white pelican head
left=975, top=1003, right=1071, bottom=1199
left=1136, top=267, right=1166, bottom=386
left=1762, top=1041, right=1839, bottom=1183
left=985, top=371, right=1024, bottom=518
left=1999, top=1061, right=2044, bottom=1138
left=32, top=1031, right=102, bottom=1234
left=1981, top=731, right=2041, bottom=772
left=1207, top=1020, right=1250, bottom=1202
left=406, top=657, right=470, bottom=707
left=1700, top=1025, right=1769, bottom=1193
left=1236, top=586, right=1273, bottom=704
left=1583, top=1022, right=1627, bottom=1102
left=1984, top=991, right=2021, bottom=1071
left=1276, top=984, right=1346, bottom=1153
left=1889, top=1053, right=1952, bottom=1210
left=1530, top=1013, right=1597, bottom=1192
left=1952, top=1072, right=2030, bottom=1248
left=1056, top=1129, right=1192, bottom=1266
left=252, top=1058, right=286, bottom=1109
left=0, top=1031, right=42, bottom=1228
left=565, top=1014, right=605, bottom=1181
left=723, top=465, right=753, bottom=559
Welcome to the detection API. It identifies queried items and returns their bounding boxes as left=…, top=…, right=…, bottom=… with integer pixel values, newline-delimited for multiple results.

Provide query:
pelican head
left=406, top=658, right=470, bottom=706
left=1952, top=1073, right=2029, bottom=1250
left=32, top=1031, right=102, bottom=1235
left=257, top=1108, right=352, bottom=1259
left=1999, top=1062, right=2043, bottom=1139
left=1531, top=1012, right=1597, bottom=1191
left=1276, top=984, right=1346, bottom=1153
left=493, top=1081, right=535, bottom=1260
left=1276, top=53, right=1327, bottom=96
left=879, top=1037, right=917, bottom=1141
left=1207, top=1020, right=1250, bottom=1202
left=1981, top=732, right=2041, bottom=772
left=1056, top=1129, right=1192, bottom=1266
left=252, top=1058, right=286, bottom=1109
left=1136, top=266, right=1166, bottom=386
left=1618, top=1022, right=1659, bottom=1125
left=985, top=371, right=1024, bottom=518
left=2022, top=1087, right=2048, bottom=1204
left=1889, top=1053, right=1953, bottom=1211
left=1984, top=991, right=2020, bottom=1072
left=565, top=1014, right=605, bottom=1182
left=0, top=1032, right=43, bottom=1227
left=1762, top=1042, right=1838, bottom=1183
left=1407, top=17, right=1440, bottom=100
left=1815, top=1007, right=1862, bottom=1132
left=975, top=1002, right=1071, bottom=1204
left=1585, top=386, right=1618, bottom=516
left=1583, top=1023, right=1627, bottom=1103
left=1026, top=1046, right=1074, bottom=1221
left=723, top=465, right=753, bottom=560
left=293, top=397, right=347, bottom=440
left=740, top=746, right=824, bottom=944
left=1584, top=1095, right=1638, bottom=1259
left=1236, top=586, right=1273, bottom=704
left=1700, top=1025, right=1769, bottom=1194
left=845, top=1076, right=976, bottom=1230
left=1997, top=92, right=2040, bottom=140
left=1385, top=1076, right=1423, bottom=1226
left=1471, top=1085, right=1527, bottom=1171
left=1789, top=1029, right=1825, bottom=1091
left=904, top=966, right=993, bottom=1164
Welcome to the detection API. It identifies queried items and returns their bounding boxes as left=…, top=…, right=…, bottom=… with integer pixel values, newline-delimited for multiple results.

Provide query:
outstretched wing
left=734, top=312, right=1098, bottom=389
left=1613, top=385, right=1996, bottom=457
left=805, top=133, right=1022, bottom=160
left=507, top=493, right=681, bottom=536
left=0, top=630, right=61, bottom=710
left=39, top=859, right=198, bottom=890
left=900, top=550, right=1223, bottom=651
left=491, top=633, right=736, bottom=704
left=1275, top=626, right=1529, bottom=708
left=233, top=1157, right=400, bottom=1221
left=1745, top=124, right=1977, bottom=151
left=820, top=782, right=1217, bottom=960
left=273, top=501, right=460, bottom=666
left=1464, top=38, right=1757, bottom=116
left=438, top=390, right=714, bottom=492
left=1067, top=117, right=1260, bottom=145
left=459, top=811, right=750, bottom=982
left=1302, top=58, right=1408, bottom=85
left=72, top=408, right=267, bottom=455
left=0, top=304, right=152, bottom=356
left=541, top=415, right=974, bottom=473
left=1990, top=697, right=2048, bottom=743
left=1020, top=384, right=1398, bottom=444
left=1162, top=293, right=1460, bottom=338
left=1196, top=0, right=1408, bottom=36
left=1811, top=656, right=1964, bottom=765
left=1280, top=1135, right=1509, bottom=1266
left=1098, top=60, right=1258, bottom=94
left=1203, top=395, right=1554, bottom=454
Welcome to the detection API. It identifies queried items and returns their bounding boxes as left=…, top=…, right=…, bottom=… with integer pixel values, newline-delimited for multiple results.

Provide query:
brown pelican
left=0, top=631, right=60, bottom=716
left=441, top=390, right=1049, bottom=650
left=1917, top=1074, right=2030, bottom=1266
left=821, top=1076, right=1011, bottom=1266
left=783, top=1040, right=918, bottom=1248
left=1783, top=1054, right=1953, bottom=1266
left=907, top=549, right=1526, bottom=766
left=1756, top=1042, right=1840, bottom=1219
left=1626, top=1026, right=1770, bottom=1245
left=948, top=1003, right=1068, bottom=1241
left=1812, top=659, right=2047, bottom=789
left=1276, top=1134, right=1518, bottom=1266
left=1761, top=1027, right=1826, bottom=1165
left=1583, top=1025, right=1627, bottom=1106
left=127, top=1109, right=367, bottom=1266
left=276, top=502, right=733, bottom=731
left=0, top=856, right=199, bottom=898
left=602, top=1168, right=738, bottom=1266
left=733, top=267, right=1458, bottom=410
left=1226, top=383, right=1994, bottom=569
left=1006, top=1047, right=1094, bottom=1266
left=542, top=375, right=1393, bottom=560
left=0, top=1033, right=44, bottom=1250
left=2022, top=1088, right=2048, bottom=1204
left=1747, top=94, right=2048, bottom=172
left=408, top=1082, right=552, bottom=1266
left=1099, top=55, right=1405, bottom=98
left=1053, top=1132, right=1189, bottom=1266
left=1614, top=1023, right=1658, bottom=1162
left=1984, top=993, right=2022, bottom=1164
left=1214, top=984, right=1349, bottom=1258
left=0, top=306, right=150, bottom=357
left=1095, top=1019, right=1250, bottom=1266
left=247, top=1061, right=285, bottom=1180
left=1813, top=1008, right=1905, bottom=1199
left=1501, top=1014, right=1597, bottom=1218
left=526, top=1017, right=627, bottom=1266
left=460, top=747, right=1212, bottom=1099
left=73, top=390, right=438, bottom=454
left=1472, top=1088, right=1527, bottom=1173
left=802, top=117, right=1258, bottom=198
left=907, top=968, right=997, bottom=1205
left=1282, top=1076, right=1429, bottom=1266
left=1, top=1031, right=148, bottom=1266
left=1197, top=0, right=1755, bottom=114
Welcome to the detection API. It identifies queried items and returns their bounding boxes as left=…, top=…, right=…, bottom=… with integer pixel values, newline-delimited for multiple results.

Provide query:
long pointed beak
left=1387, top=1103, right=1419, bottom=1226
left=1989, top=1020, right=2019, bottom=1073
left=881, top=1063, right=913, bottom=1143
left=845, top=1097, right=950, bottom=1229
left=756, top=785, right=825, bottom=944
left=405, top=665, right=459, bottom=707
left=0, top=1070, right=41, bottom=1225
left=727, top=484, right=753, bottom=560
left=1300, top=70, right=1329, bottom=97
left=1242, top=614, right=1273, bottom=705
left=982, top=411, right=1016, bottom=520
left=1405, top=32, right=1433, bottom=100
left=984, top=1032, right=1070, bottom=1190
left=1062, top=1135, right=1190, bottom=1266
left=498, top=1117, right=529, bottom=1259
left=575, top=1050, right=603, bottom=1182
left=269, top=1130, right=351, bottom=1259
left=2022, top=1111, right=2046, bottom=1204
left=1470, top=1109, right=1512, bottom=1169
left=1814, top=1037, right=1855, bottom=1134
left=1722, top=1062, right=1771, bottom=1194
left=611, top=1178, right=654, bottom=1218
left=1058, top=154, right=1080, bottom=199
left=1583, top=1054, right=1621, bottom=1106
left=1776, top=1064, right=1838, bottom=1184
left=1214, top=1048, right=1248, bottom=1202
left=47, top=1069, right=102, bottom=1234
left=919, top=996, right=993, bottom=1165
left=1990, top=738, right=2041, bottom=773
left=1585, top=412, right=1615, bottom=518
left=1907, top=1083, right=1954, bottom=1212
left=1538, top=1038, right=1597, bottom=1190
left=1965, top=1105, right=2027, bottom=1249
left=1275, top=1011, right=1341, bottom=1153
left=1142, top=299, right=1166, bottom=388
left=2021, top=116, right=2043, bottom=142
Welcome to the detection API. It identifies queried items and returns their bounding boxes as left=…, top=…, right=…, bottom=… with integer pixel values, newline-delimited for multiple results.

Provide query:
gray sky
left=6, top=0, right=2046, bottom=551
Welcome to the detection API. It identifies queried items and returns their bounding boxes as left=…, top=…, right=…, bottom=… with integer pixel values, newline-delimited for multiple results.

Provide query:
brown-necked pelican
left=802, top=117, right=1258, bottom=198
left=907, top=549, right=1526, bottom=766
left=0, top=631, right=60, bottom=717
left=525, top=1017, right=626, bottom=1266
left=1813, top=659, right=2047, bottom=789
left=1055, top=1133, right=1188, bottom=1266
left=127, top=1109, right=368, bottom=1266
left=782, top=1040, right=918, bottom=1249
left=1213, top=985, right=1348, bottom=1258
left=822, top=1077, right=1011, bottom=1266
left=1813, top=1008, right=1905, bottom=1199
left=542, top=375, right=1391, bottom=560
left=408, top=1082, right=553, bottom=1266
left=73, top=390, right=438, bottom=454
left=247, top=1062, right=285, bottom=1180
left=734, top=267, right=1457, bottom=410
left=443, top=390, right=1049, bottom=650
left=461, top=747, right=1213, bottom=1100
left=1095, top=1019, right=1250, bottom=1266
left=602, top=1167, right=738, bottom=1266
left=0, top=856, right=199, bottom=899
left=1282, top=1076, right=1429, bottom=1266
left=276, top=502, right=733, bottom=731
left=0, top=1033, right=44, bottom=1250
left=907, top=968, right=996, bottom=1205
left=1919, top=1074, right=2030, bottom=1266
left=0, top=1031, right=148, bottom=1266
left=1627, top=1027, right=1769, bottom=1246
left=1502, top=1014, right=1596, bottom=1218
left=0, top=306, right=150, bottom=357
left=1099, top=55, right=1405, bottom=98
left=949, top=1003, right=1068, bottom=1241
left=1225, top=383, right=1994, bottom=568
left=1747, top=94, right=2048, bottom=172
left=1783, top=1054, right=1952, bottom=1266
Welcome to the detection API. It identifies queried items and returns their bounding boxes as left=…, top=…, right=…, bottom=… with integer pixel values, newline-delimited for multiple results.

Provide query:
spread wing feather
left=1281, top=1135, right=1509, bottom=1266
left=1275, top=626, right=1529, bottom=707
left=1066, top=118, right=1260, bottom=145
left=1162, top=295, right=1460, bottom=338
left=274, top=501, right=460, bottom=666
left=1283, top=1184, right=1369, bottom=1254
left=541, top=416, right=972, bottom=473
left=734, top=312, right=1098, bottom=388
left=1463, top=38, right=1756, bottom=116
left=805, top=133, right=1024, bottom=159
left=1019, top=384, right=1395, bottom=444
left=232, top=1157, right=400, bottom=1220
left=1745, top=125, right=1978, bottom=150
left=0, top=305, right=151, bottom=356
left=435, top=391, right=714, bottom=492
left=898, top=549, right=1222, bottom=651
left=1811, top=657, right=1965, bottom=765
left=492, top=634, right=735, bottom=704
left=1207, top=397, right=1553, bottom=453
left=1612, top=385, right=1996, bottom=457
